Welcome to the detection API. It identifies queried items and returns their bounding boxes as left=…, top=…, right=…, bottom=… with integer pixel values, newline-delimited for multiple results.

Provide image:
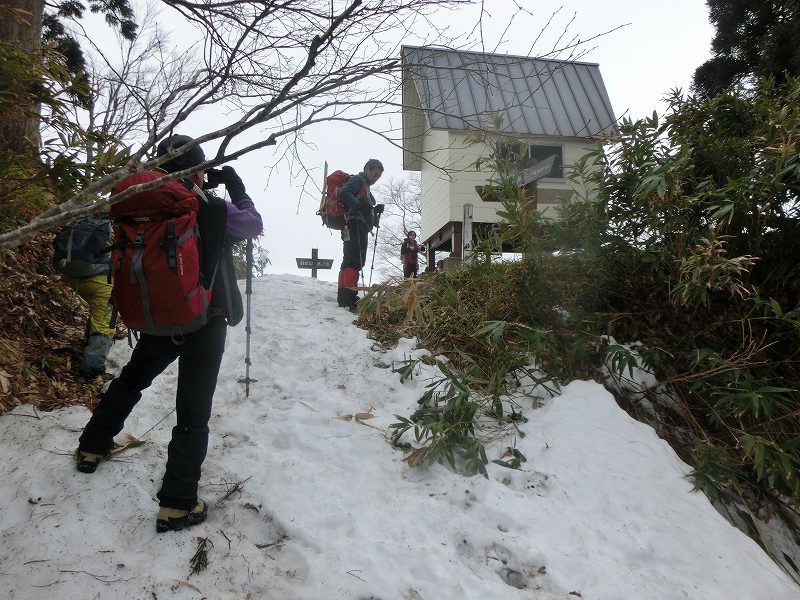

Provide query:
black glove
left=220, top=166, right=247, bottom=202
left=374, top=203, right=385, bottom=214
left=203, top=168, right=224, bottom=189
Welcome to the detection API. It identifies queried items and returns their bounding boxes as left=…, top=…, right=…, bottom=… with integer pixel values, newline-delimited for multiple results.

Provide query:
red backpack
left=318, top=170, right=366, bottom=230
left=110, top=171, right=211, bottom=336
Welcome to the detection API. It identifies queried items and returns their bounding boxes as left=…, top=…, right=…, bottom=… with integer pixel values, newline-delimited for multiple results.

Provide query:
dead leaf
left=120, top=432, right=144, bottom=445
left=170, top=580, right=204, bottom=594
left=0, top=238, right=117, bottom=415
left=405, top=447, right=427, bottom=467
left=334, top=414, right=353, bottom=421
left=0, top=370, right=11, bottom=394
left=354, top=412, right=375, bottom=421
left=110, top=433, right=146, bottom=455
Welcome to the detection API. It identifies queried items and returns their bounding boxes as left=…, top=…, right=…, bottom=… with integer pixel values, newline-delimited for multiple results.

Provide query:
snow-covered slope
left=0, top=274, right=796, bottom=599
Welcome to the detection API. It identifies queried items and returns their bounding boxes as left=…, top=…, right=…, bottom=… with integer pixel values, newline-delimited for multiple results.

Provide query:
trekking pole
left=355, top=220, right=365, bottom=287
left=368, top=212, right=381, bottom=287
left=244, top=237, right=253, bottom=398
left=317, top=161, right=328, bottom=223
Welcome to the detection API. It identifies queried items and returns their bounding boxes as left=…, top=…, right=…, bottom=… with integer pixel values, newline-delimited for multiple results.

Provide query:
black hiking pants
left=341, top=219, right=369, bottom=271
left=78, top=316, right=227, bottom=510
left=338, top=219, right=369, bottom=308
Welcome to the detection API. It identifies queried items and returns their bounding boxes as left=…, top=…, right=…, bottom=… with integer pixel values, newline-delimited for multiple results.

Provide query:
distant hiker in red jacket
left=401, top=230, right=423, bottom=278
left=75, top=134, right=263, bottom=534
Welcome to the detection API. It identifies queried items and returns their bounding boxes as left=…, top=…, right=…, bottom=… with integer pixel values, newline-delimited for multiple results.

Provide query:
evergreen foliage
left=231, top=238, right=269, bottom=279
left=0, top=42, right=126, bottom=229
left=366, top=80, right=800, bottom=519
left=43, top=0, right=138, bottom=106
left=366, top=129, right=607, bottom=477
left=556, top=77, right=800, bottom=509
left=694, top=0, right=800, bottom=96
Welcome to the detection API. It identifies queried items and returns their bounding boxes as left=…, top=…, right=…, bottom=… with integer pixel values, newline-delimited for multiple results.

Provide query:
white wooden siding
left=420, top=129, right=452, bottom=239
left=418, top=131, right=600, bottom=232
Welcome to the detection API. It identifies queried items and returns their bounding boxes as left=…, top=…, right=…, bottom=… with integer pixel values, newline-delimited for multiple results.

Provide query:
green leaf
left=709, top=201, right=735, bottom=224
left=656, top=178, right=667, bottom=198
left=769, top=298, right=783, bottom=317
left=740, top=434, right=755, bottom=455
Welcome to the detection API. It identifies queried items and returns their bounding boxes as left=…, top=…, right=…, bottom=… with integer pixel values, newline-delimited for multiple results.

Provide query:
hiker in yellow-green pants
left=67, top=274, right=114, bottom=379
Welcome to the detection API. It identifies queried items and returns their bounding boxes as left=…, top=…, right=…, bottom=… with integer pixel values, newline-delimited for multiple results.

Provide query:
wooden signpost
left=296, top=248, right=334, bottom=278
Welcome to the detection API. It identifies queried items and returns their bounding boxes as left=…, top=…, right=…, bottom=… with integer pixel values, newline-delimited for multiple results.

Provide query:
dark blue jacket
left=338, top=172, right=375, bottom=228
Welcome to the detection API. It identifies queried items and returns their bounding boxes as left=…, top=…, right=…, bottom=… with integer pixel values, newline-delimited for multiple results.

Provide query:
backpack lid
left=111, top=171, right=199, bottom=219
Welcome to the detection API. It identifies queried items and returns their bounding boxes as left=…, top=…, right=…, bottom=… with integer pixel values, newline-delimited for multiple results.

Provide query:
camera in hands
left=204, top=168, right=224, bottom=189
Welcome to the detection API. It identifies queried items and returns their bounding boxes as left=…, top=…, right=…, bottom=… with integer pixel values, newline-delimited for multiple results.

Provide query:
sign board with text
left=297, top=258, right=334, bottom=269
left=518, top=154, right=557, bottom=186
left=296, top=248, right=334, bottom=278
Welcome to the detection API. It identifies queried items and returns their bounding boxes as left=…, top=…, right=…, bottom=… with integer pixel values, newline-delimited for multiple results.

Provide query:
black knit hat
left=156, top=135, right=205, bottom=173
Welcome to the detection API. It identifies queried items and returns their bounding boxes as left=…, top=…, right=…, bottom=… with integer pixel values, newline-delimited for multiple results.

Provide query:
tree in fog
left=0, top=0, right=470, bottom=248
left=372, top=174, right=423, bottom=280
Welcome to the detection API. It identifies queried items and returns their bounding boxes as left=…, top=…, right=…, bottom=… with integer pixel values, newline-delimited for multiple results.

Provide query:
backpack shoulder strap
left=184, top=179, right=209, bottom=204
left=355, top=175, right=368, bottom=198
left=344, top=174, right=367, bottom=198
left=197, top=194, right=228, bottom=284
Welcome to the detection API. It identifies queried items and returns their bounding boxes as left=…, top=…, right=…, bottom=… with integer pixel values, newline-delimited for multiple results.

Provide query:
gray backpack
left=52, top=216, right=112, bottom=278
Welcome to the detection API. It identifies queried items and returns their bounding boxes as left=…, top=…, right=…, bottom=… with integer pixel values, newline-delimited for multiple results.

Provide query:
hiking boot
left=75, top=449, right=106, bottom=473
left=156, top=499, right=208, bottom=533
left=340, top=297, right=359, bottom=311
left=79, top=334, right=113, bottom=379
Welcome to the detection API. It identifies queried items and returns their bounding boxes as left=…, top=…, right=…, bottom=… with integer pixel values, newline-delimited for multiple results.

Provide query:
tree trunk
left=0, top=0, right=45, bottom=154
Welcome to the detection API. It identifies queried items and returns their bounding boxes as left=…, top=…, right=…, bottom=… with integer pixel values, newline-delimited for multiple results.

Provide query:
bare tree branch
left=373, top=174, right=423, bottom=279
left=0, top=0, right=620, bottom=250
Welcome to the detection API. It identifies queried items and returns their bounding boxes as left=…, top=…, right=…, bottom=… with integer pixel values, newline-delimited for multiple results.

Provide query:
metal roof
left=402, top=45, right=618, bottom=149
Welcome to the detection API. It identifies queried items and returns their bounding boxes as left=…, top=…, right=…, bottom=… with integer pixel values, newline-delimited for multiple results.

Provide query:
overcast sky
left=177, top=1, right=716, bottom=283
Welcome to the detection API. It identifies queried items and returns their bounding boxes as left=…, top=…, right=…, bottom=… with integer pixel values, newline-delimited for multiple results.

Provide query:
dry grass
left=0, top=236, right=110, bottom=414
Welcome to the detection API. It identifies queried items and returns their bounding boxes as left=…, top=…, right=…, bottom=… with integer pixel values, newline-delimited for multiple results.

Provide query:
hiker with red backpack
left=336, top=159, right=384, bottom=309
left=75, top=134, right=263, bottom=533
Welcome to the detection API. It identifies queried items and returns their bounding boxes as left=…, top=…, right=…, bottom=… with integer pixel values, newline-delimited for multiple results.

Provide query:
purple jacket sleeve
left=225, top=195, right=263, bottom=240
